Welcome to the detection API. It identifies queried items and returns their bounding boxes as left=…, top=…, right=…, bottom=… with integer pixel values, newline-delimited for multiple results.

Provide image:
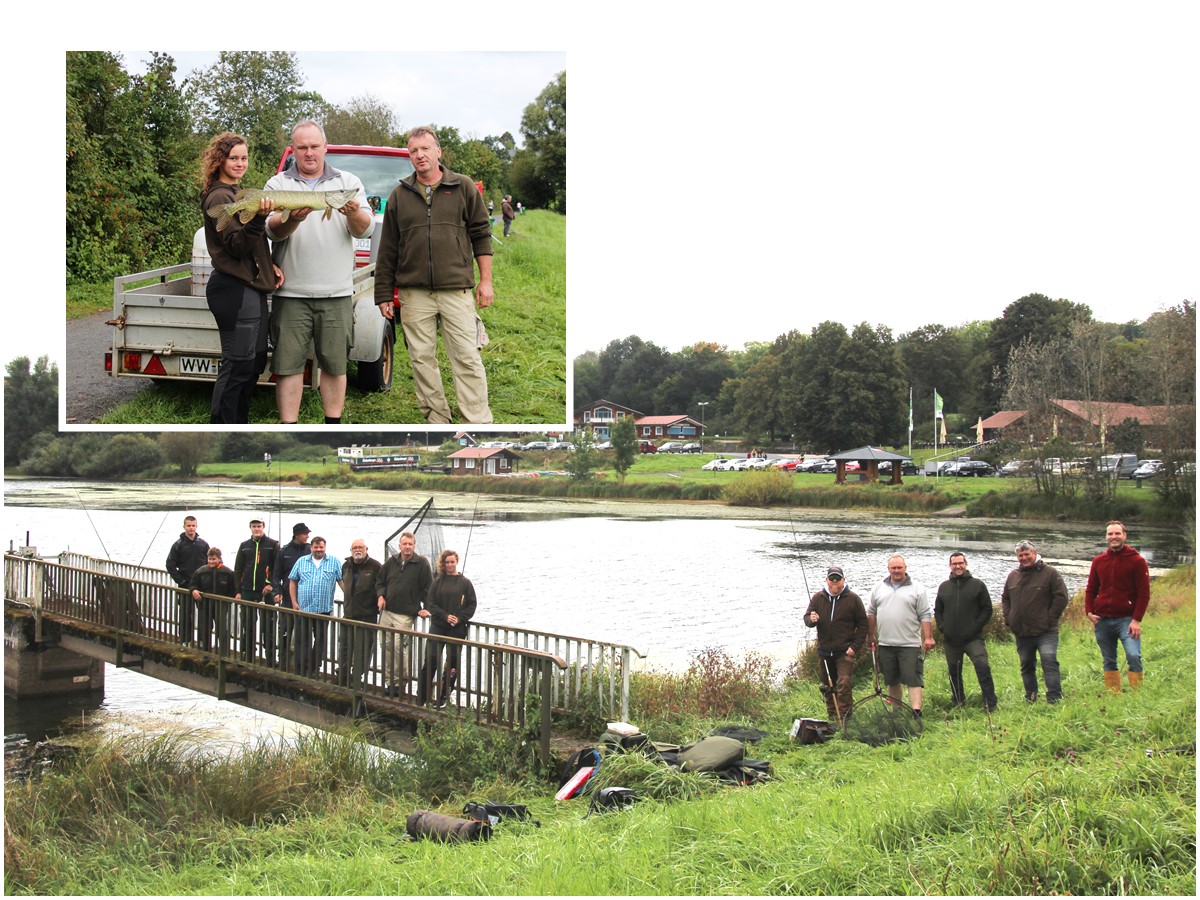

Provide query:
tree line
left=574, top=294, right=1196, bottom=455
left=66, top=51, right=565, bottom=283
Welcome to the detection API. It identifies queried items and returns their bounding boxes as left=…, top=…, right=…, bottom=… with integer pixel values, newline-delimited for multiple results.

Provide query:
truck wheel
left=356, top=319, right=394, bottom=393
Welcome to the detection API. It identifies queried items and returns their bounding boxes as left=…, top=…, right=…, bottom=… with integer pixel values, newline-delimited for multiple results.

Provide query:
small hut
left=827, top=446, right=913, bottom=485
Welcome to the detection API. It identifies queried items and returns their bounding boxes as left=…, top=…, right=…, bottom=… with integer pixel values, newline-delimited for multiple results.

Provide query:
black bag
left=600, top=729, right=652, bottom=754
left=558, top=747, right=602, bottom=788
left=463, top=801, right=541, bottom=827
left=794, top=718, right=836, bottom=745
left=406, top=809, right=490, bottom=843
left=585, top=786, right=638, bottom=817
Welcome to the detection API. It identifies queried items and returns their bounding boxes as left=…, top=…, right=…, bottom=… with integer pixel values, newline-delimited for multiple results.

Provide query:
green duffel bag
left=676, top=735, right=745, bottom=773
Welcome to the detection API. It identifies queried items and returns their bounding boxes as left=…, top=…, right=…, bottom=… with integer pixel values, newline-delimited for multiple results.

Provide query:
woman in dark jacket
left=417, top=549, right=477, bottom=706
left=199, top=132, right=283, bottom=423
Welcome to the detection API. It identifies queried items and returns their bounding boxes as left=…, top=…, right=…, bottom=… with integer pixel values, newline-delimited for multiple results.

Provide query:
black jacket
left=934, top=570, right=993, bottom=645
left=273, top=539, right=311, bottom=597
left=342, top=556, right=383, bottom=622
left=188, top=562, right=237, bottom=599
left=425, top=574, right=477, bottom=639
left=803, top=587, right=867, bottom=656
left=167, top=532, right=210, bottom=587
left=375, top=553, right=433, bottom=616
left=234, top=535, right=280, bottom=597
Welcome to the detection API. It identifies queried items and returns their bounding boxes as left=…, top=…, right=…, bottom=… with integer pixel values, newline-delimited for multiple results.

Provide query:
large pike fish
left=207, top=188, right=360, bottom=232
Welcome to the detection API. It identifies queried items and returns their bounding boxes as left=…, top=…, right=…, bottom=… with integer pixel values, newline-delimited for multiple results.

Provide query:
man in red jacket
left=1085, top=521, right=1150, bottom=692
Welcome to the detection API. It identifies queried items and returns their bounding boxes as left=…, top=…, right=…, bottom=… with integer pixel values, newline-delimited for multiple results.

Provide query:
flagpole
left=907, top=387, right=913, bottom=459
left=933, top=387, right=938, bottom=459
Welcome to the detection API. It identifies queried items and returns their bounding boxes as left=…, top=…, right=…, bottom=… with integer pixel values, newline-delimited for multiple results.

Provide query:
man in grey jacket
left=1001, top=539, right=1070, bottom=703
left=934, top=552, right=997, bottom=712
left=867, top=555, right=935, bottom=719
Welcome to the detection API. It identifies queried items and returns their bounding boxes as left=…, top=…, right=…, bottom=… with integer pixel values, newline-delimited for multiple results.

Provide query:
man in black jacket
left=272, top=523, right=311, bottom=670
left=374, top=531, right=433, bottom=693
left=166, top=515, right=209, bottom=646
left=804, top=566, right=868, bottom=725
left=188, top=547, right=237, bottom=653
left=934, top=552, right=997, bottom=712
left=234, top=519, right=280, bottom=664
left=338, top=538, right=383, bottom=687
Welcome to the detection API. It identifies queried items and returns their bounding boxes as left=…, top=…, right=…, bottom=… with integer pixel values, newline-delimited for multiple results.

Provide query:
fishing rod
left=787, top=506, right=811, bottom=600
left=74, top=490, right=112, bottom=560
left=137, top=482, right=187, bottom=566
left=458, top=487, right=484, bottom=575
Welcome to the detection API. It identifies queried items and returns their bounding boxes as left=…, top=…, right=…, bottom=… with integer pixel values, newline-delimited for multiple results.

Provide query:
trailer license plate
left=179, top=356, right=220, bottom=376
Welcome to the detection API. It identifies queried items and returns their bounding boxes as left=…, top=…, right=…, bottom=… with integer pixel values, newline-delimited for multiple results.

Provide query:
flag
left=940, top=417, right=948, bottom=443
left=934, top=389, right=944, bottom=420
left=908, top=388, right=914, bottom=436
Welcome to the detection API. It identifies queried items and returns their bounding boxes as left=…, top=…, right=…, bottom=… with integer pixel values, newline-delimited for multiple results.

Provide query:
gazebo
left=828, top=446, right=913, bottom=485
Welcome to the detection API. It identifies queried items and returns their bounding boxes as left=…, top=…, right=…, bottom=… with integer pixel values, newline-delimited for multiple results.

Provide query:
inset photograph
left=64, top=51, right=566, bottom=428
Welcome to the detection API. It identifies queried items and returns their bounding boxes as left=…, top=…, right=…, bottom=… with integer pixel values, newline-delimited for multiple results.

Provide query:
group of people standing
left=164, top=516, right=476, bottom=707
left=804, top=521, right=1150, bottom=727
left=199, top=120, right=496, bottom=426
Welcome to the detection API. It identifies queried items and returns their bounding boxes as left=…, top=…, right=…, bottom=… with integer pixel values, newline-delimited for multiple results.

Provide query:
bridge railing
left=56, top=551, right=644, bottom=720
left=7, top=554, right=572, bottom=759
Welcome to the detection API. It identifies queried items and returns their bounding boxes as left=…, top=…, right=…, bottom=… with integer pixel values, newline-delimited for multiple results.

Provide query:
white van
left=1098, top=454, right=1139, bottom=478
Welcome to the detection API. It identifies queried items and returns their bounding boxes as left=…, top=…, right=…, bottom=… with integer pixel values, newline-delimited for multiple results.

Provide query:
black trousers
left=207, top=270, right=268, bottom=424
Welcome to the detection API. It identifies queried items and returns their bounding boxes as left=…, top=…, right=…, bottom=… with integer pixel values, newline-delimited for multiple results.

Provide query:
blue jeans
left=1015, top=632, right=1061, bottom=702
left=1094, top=616, right=1142, bottom=673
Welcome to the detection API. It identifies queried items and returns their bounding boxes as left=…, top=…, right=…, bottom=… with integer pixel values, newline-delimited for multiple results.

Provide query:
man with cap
left=273, top=523, right=311, bottom=669
left=233, top=518, right=280, bottom=663
left=804, top=565, right=868, bottom=726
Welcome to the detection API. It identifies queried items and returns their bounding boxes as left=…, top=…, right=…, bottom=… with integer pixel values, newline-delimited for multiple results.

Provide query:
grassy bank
left=85, top=211, right=565, bottom=426
left=196, top=454, right=1189, bottom=524
left=6, top=568, right=1194, bottom=895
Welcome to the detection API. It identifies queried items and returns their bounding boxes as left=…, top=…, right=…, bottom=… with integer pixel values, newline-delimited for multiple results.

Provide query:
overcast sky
left=9, top=2, right=1199, bottom=395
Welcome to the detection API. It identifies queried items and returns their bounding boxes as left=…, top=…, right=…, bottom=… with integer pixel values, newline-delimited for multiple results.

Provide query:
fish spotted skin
left=208, top=188, right=360, bottom=232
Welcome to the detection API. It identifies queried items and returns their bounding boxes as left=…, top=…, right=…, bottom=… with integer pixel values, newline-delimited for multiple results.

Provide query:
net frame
left=383, top=497, right=446, bottom=565
left=842, top=648, right=924, bottom=747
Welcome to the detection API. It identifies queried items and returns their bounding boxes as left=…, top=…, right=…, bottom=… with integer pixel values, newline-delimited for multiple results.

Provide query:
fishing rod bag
left=463, top=801, right=541, bottom=827
left=406, top=809, right=491, bottom=843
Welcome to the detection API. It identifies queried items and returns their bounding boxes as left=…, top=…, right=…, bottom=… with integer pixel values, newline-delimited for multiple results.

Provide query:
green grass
left=6, top=569, right=1194, bottom=895
left=86, top=211, right=565, bottom=426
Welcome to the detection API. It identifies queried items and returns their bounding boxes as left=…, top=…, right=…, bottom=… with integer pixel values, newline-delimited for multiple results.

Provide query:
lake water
left=3, top=478, right=1189, bottom=745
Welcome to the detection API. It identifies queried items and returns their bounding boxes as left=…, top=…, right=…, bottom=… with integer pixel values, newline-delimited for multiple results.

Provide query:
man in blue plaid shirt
left=288, top=536, right=343, bottom=676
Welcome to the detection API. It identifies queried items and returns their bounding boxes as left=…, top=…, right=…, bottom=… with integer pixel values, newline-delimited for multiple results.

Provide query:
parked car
left=878, top=460, right=919, bottom=476
left=813, top=459, right=838, bottom=473
left=1132, top=459, right=1163, bottom=480
left=1097, top=453, right=1139, bottom=478
left=728, top=458, right=757, bottom=471
left=768, top=457, right=797, bottom=469
left=945, top=461, right=996, bottom=477
left=547, top=441, right=575, bottom=452
left=701, top=457, right=729, bottom=471
left=998, top=459, right=1034, bottom=477
left=521, top=440, right=549, bottom=451
left=595, top=441, right=613, bottom=450
left=680, top=443, right=702, bottom=453
left=638, top=441, right=658, bottom=454
left=796, top=458, right=828, bottom=473
left=658, top=441, right=685, bottom=453
left=745, top=457, right=772, bottom=469
left=714, top=458, right=740, bottom=471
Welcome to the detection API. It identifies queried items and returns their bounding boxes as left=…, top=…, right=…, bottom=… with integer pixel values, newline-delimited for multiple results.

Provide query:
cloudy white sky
left=7, top=2, right=1199, bottom=379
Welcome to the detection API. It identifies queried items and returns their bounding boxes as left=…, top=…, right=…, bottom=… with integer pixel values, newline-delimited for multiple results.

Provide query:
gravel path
left=65, top=310, right=149, bottom=425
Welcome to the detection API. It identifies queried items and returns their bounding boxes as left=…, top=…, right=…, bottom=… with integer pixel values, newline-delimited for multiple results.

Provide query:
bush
left=723, top=470, right=795, bottom=506
left=631, top=647, right=778, bottom=732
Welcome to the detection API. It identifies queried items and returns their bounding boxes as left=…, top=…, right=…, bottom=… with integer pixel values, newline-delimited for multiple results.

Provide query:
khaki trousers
left=399, top=287, right=492, bottom=424
left=379, top=610, right=415, bottom=686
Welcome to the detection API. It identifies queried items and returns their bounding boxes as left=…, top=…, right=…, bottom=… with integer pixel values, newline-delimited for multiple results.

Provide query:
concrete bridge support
left=4, top=614, right=105, bottom=699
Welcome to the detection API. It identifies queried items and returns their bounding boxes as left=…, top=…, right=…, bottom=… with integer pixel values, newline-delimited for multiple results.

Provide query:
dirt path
left=65, top=310, right=149, bottom=425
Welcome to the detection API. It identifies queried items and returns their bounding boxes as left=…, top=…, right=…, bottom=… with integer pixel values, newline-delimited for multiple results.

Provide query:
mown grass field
left=6, top=568, right=1194, bottom=895
left=76, top=211, right=566, bottom=426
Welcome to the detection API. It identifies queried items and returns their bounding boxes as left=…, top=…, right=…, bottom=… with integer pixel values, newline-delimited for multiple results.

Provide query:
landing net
left=383, top=497, right=446, bottom=564
left=842, top=692, right=923, bottom=747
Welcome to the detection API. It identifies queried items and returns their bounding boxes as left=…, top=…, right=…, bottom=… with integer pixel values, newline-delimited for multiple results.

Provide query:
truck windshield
left=283, top=151, right=415, bottom=212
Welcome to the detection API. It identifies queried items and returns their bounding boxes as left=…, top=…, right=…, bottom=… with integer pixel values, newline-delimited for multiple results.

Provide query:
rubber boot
left=1127, top=671, right=1143, bottom=691
left=1103, top=670, right=1122, bottom=693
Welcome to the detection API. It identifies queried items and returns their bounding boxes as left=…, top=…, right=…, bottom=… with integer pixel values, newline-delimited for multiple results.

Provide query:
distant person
left=804, top=565, right=867, bottom=726
left=934, top=552, right=997, bottom=712
left=516, top=201, right=524, bottom=215
left=188, top=548, right=237, bottom=653
left=1085, top=521, right=1150, bottom=693
left=374, top=125, right=495, bottom=424
left=288, top=536, right=342, bottom=676
left=233, top=518, right=280, bottom=663
left=338, top=538, right=382, bottom=687
left=866, top=554, right=935, bottom=720
left=501, top=194, right=515, bottom=237
left=375, top=531, right=433, bottom=694
left=264, top=120, right=373, bottom=424
left=166, top=515, right=209, bottom=646
left=199, top=131, right=283, bottom=424
left=273, top=523, right=312, bottom=668
left=418, top=549, right=477, bottom=707
left=1001, top=539, right=1070, bottom=703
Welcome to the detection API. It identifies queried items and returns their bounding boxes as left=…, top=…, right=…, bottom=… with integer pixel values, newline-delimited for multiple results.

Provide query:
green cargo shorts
left=877, top=645, right=924, bottom=687
left=269, top=296, right=353, bottom=376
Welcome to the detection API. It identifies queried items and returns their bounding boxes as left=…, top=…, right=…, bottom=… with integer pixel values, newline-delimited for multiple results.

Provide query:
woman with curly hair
left=417, top=549, right=478, bottom=707
left=200, top=132, right=283, bottom=423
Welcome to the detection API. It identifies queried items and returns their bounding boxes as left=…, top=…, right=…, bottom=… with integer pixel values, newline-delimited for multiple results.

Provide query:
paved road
left=65, top=310, right=148, bottom=424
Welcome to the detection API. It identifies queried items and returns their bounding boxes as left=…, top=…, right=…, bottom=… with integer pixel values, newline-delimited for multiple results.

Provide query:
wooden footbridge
left=4, top=551, right=643, bottom=762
